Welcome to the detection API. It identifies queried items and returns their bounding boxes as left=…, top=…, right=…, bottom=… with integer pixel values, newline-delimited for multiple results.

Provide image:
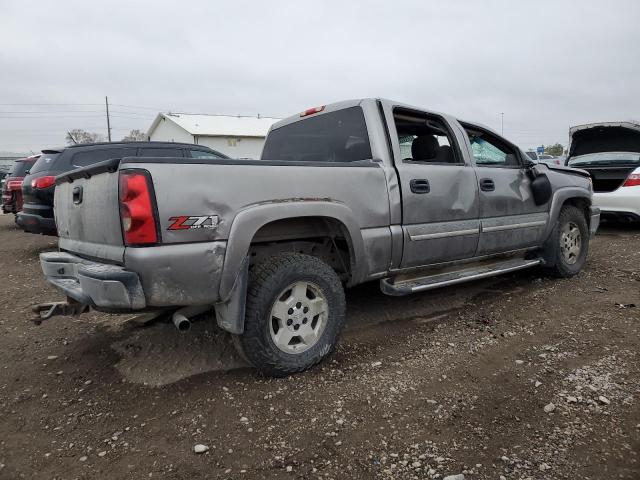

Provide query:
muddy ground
left=0, top=213, right=638, bottom=480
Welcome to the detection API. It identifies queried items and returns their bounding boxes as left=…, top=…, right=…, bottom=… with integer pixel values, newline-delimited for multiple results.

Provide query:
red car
left=1, top=155, right=39, bottom=215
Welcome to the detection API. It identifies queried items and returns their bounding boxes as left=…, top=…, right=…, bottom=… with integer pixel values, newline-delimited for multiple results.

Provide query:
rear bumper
left=40, top=251, right=146, bottom=310
left=2, top=193, right=16, bottom=213
left=593, top=187, right=640, bottom=221
left=16, top=212, right=57, bottom=235
left=40, top=241, right=228, bottom=311
left=1, top=203, right=16, bottom=214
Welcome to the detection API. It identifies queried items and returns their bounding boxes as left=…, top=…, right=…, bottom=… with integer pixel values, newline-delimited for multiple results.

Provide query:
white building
left=147, top=112, right=279, bottom=159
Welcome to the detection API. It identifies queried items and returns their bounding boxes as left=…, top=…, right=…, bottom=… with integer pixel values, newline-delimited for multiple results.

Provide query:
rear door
left=461, top=124, right=548, bottom=256
left=383, top=105, right=480, bottom=268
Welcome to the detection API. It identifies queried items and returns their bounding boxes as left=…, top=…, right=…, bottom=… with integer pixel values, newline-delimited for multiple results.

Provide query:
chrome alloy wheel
left=268, top=281, right=328, bottom=354
left=560, top=221, right=582, bottom=265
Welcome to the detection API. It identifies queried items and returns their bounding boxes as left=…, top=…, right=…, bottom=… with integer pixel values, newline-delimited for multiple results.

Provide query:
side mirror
left=523, top=158, right=536, bottom=169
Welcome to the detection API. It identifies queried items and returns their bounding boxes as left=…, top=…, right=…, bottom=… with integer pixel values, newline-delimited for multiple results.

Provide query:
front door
left=387, top=107, right=480, bottom=268
left=462, top=124, right=549, bottom=256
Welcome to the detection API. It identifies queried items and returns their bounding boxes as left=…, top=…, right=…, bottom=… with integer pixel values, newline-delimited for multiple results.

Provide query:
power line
left=0, top=103, right=104, bottom=106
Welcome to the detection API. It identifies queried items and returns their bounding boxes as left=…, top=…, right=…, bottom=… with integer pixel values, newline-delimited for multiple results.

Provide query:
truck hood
left=567, top=121, right=640, bottom=159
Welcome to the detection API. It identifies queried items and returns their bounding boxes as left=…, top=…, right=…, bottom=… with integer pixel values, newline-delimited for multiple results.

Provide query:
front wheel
left=234, top=253, right=346, bottom=377
left=543, top=205, right=589, bottom=277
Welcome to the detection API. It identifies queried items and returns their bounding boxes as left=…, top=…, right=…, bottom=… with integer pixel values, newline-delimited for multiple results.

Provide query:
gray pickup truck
left=36, top=99, right=599, bottom=376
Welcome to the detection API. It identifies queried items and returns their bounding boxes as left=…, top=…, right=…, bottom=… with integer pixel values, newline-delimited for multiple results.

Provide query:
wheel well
left=561, top=197, right=591, bottom=226
left=248, top=217, right=354, bottom=282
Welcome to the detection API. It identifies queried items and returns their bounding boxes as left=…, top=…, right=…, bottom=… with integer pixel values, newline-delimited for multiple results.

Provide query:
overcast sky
left=1, top=0, right=639, bottom=154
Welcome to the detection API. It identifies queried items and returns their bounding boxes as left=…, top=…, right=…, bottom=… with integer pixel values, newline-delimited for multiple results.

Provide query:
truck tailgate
left=55, top=168, right=124, bottom=263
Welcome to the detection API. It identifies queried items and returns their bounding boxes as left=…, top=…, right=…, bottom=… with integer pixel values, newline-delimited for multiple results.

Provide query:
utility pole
left=500, top=112, right=504, bottom=136
left=105, top=96, right=112, bottom=142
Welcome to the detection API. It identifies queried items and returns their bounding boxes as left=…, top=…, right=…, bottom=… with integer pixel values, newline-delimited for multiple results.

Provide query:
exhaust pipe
left=172, top=312, right=191, bottom=332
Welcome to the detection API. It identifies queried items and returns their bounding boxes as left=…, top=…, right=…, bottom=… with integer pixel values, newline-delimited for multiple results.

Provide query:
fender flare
left=218, top=200, right=367, bottom=301
left=544, top=186, right=592, bottom=239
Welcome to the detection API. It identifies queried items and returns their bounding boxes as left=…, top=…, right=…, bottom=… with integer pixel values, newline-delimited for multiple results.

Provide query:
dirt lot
left=0, top=214, right=638, bottom=480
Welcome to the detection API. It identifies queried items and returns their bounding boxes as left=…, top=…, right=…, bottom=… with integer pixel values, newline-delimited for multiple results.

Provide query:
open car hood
left=568, top=121, right=640, bottom=159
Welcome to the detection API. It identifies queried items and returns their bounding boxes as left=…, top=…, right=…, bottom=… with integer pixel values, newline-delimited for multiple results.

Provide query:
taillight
left=7, top=179, right=23, bottom=190
left=622, top=172, right=640, bottom=187
left=31, top=176, right=56, bottom=189
left=119, top=170, right=158, bottom=245
left=300, top=105, right=325, bottom=117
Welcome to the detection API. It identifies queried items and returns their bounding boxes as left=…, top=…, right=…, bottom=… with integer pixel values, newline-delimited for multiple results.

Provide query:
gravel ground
left=0, top=213, right=638, bottom=480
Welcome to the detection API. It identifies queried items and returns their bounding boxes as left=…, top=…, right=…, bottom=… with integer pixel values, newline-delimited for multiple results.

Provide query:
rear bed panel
left=120, top=159, right=390, bottom=244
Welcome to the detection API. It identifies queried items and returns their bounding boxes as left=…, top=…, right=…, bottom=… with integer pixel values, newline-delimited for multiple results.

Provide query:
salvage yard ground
left=0, top=213, right=638, bottom=479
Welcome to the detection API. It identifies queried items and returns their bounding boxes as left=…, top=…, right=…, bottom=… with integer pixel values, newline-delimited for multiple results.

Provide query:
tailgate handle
left=72, top=186, right=83, bottom=205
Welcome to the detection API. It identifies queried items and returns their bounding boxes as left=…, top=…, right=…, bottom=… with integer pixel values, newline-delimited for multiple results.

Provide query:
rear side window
left=261, top=107, right=372, bottom=162
left=138, top=147, right=184, bottom=157
left=71, top=148, right=137, bottom=168
left=29, top=153, right=60, bottom=174
left=9, top=160, right=35, bottom=176
left=188, top=148, right=224, bottom=159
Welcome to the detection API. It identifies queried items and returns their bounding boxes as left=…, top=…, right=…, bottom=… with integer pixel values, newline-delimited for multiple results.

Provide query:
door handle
left=410, top=179, right=430, bottom=194
left=480, top=178, right=495, bottom=192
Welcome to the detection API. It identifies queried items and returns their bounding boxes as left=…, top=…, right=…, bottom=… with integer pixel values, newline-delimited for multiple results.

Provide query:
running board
left=380, top=258, right=541, bottom=296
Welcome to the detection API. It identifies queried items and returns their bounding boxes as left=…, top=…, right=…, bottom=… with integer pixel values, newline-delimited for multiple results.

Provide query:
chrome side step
left=380, top=258, right=541, bottom=296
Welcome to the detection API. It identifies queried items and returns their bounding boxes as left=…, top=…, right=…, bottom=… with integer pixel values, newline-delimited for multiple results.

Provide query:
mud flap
left=540, top=220, right=560, bottom=267
left=214, top=257, right=249, bottom=334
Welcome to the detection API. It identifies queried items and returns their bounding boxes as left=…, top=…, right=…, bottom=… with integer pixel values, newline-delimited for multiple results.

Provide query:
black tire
left=234, top=253, right=346, bottom=377
left=543, top=205, right=589, bottom=277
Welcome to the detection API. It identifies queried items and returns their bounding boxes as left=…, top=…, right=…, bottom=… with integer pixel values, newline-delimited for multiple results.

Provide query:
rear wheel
left=544, top=205, right=589, bottom=277
left=234, top=253, right=346, bottom=377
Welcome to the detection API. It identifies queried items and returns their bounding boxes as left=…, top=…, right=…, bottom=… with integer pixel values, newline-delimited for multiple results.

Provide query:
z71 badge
left=168, top=215, right=219, bottom=230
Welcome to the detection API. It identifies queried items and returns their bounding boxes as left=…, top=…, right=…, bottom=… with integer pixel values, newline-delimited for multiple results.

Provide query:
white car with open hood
left=567, top=121, right=640, bottom=222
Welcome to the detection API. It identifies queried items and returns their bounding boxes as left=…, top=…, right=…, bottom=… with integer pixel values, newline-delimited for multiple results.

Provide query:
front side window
left=261, top=107, right=372, bottom=162
left=465, top=127, right=520, bottom=167
left=189, top=149, right=224, bottom=160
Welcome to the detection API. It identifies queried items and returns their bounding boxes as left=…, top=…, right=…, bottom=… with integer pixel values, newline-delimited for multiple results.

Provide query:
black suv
left=18, top=142, right=228, bottom=235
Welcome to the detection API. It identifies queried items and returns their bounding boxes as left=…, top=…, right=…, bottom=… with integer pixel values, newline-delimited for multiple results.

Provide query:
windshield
left=568, top=152, right=640, bottom=166
left=29, top=153, right=60, bottom=174
left=9, top=160, right=34, bottom=177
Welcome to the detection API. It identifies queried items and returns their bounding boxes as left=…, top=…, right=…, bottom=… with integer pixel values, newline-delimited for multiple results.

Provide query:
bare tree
left=121, top=129, right=147, bottom=142
left=66, top=129, right=104, bottom=145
